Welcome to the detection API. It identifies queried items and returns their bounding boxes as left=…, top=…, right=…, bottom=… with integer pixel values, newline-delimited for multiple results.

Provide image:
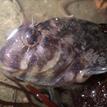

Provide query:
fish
left=0, top=17, right=107, bottom=87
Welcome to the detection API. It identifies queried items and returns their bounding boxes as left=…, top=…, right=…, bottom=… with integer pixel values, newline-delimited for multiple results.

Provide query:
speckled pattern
left=0, top=0, right=107, bottom=107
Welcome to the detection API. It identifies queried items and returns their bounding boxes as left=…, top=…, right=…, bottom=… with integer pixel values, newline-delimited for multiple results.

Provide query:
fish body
left=0, top=17, right=107, bottom=86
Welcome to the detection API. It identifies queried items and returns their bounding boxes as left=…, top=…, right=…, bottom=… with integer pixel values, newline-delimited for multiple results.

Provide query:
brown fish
left=0, top=17, right=107, bottom=86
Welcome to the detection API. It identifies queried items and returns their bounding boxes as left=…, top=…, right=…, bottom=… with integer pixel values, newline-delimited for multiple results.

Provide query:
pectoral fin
left=76, top=66, right=107, bottom=83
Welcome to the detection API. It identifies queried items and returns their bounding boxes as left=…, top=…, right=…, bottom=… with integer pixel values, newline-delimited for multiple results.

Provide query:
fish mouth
left=0, top=62, right=26, bottom=81
left=0, top=62, right=19, bottom=74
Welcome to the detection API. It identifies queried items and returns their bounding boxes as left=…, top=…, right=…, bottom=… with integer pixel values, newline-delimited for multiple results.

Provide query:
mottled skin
left=0, top=17, right=107, bottom=86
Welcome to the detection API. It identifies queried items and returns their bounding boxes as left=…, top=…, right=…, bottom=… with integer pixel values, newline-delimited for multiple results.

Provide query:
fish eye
left=26, top=29, right=37, bottom=45
left=21, top=28, right=40, bottom=47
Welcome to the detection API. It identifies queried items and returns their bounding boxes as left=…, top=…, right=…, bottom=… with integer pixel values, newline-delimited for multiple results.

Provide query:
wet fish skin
left=0, top=17, right=107, bottom=86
